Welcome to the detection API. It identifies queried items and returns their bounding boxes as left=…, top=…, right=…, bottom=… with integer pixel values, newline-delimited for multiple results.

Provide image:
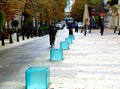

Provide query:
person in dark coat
left=100, top=17, right=104, bottom=36
left=68, top=23, right=73, bottom=35
left=100, top=22, right=104, bottom=36
left=49, top=22, right=57, bottom=47
left=75, top=23, right=78, bottom=32
left=89, top=17, right=92, bottom=33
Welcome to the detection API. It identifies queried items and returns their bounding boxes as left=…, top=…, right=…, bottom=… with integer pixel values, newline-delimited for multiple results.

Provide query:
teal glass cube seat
left=69, top=35, right=75, bottom=40
left=50, top=49, right=63, bottom=61
left=60, top=42, right=69, bottom=50
left=25, top=67, right=50, bottom=89
left=65, top=38, right=72, bottom=44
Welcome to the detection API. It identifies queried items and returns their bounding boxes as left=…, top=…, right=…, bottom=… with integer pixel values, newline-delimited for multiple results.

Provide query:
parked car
left=55, top=21, right=65, bottom=29
left=78, top=22, right=83, bottom=29
left=59, top=21, right=65, bottom=27
left=55, top=23, right=62, bottom=29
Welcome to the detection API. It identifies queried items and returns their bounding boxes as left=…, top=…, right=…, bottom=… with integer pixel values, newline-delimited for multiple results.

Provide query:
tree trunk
left=16, top=32, right=19, bottom=42
left=26, top=29, right=29, bottom=39
left=9, top=33, right=13, bottom=43
left=21, top=28, right=25, bottom=40
left=118, top=29, right=120, bottom=35
left=1, top=32, right=5, bottom=46
left=114, top=26, right=117, bottom=33
left=26, top=23, right=29, bottom=39
left=30, top=28, right=33, bottom=38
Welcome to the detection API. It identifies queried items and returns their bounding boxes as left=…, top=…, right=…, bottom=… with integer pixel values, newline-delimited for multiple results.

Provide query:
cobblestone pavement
left=0, top=28, right=120, bottom=89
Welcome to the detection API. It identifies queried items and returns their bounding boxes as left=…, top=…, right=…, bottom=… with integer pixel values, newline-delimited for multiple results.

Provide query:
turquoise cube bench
left=25, top=67, right=50, bottom=89
left=50, top=49, right=63, bottom=61
left=65, top=37, right=72, bottom=44
left=69, top=35, right=75, bottom=40
left=60, top=42, right=69, bottom=50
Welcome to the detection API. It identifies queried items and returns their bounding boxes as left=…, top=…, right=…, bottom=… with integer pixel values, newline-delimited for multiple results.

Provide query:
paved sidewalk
left=0, top=34, right=41, bottom=52
left=0, top=28, right=120, bottom=89
left=49, top=28, right=120, bottom=89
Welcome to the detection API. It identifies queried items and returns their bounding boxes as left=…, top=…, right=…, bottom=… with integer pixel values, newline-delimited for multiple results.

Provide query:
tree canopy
left=70, top=0, right=102, bottom=21
left=0, top=0, right=66, bottom=23
left=107, top=0, right=118, bottom=6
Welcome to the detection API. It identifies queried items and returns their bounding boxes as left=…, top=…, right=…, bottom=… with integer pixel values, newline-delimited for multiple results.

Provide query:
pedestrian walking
left=75, top=23, right=78, bottom=32
left=100, top=22, right=104, bottom=36
left=84, top=19, right=89, bottom=36
left=118, top=29, right=120, bottom=35
left=114, top=26, right=117, bottom=33
left=68, top=23, right=73, bottom=35
left=100, top=16, right=104, bottom=36
left=49, top=22, right=57, bottom=48
left=89, top=17, right=92, bottom=33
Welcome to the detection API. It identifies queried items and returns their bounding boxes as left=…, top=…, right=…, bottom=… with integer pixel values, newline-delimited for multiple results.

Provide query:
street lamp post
left=21, top=15, right=25, bottom=40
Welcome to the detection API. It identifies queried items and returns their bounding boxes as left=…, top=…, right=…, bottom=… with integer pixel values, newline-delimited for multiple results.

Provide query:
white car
left=55, top=23, right=64, bottom=29
left=78, top=22, right=83, bottom=29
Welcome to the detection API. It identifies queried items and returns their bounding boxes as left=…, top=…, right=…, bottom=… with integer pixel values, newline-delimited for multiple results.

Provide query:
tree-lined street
left=0, top=0, right=120, bottom=89
left=0, top=0, right=66, bottom=46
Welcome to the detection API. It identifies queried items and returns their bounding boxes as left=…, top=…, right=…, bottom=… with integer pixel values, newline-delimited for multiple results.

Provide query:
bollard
left=65, top=37, right=72, bottom=44
left=69, top=35, right=74, bottom=40
left=25, top=67, right=50, bottom=89
left=50, top=49, right=63, bottom=61
left=60, top=42, right=69, bottom=50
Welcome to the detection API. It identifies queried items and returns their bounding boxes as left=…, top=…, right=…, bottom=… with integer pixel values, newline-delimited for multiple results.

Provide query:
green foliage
left=43, top=26, right=49, bottom=30
left=0, top=11, right=5, bottom=31
left=39, top=26, right=49, bottom=31
left=7, top=28, right=15, bottom=34
left=71, top=0, right=102, bottom=21
left=13, top=27, right=18, bottom=32
left=11, top=20, right=19, bottom=27
left=0, top=27, right=3, bottom=32
left=107, top=0, right=118, bottom=6
left=95, top=16, right=99, bottom=23
left=26, top=17, right=32, bottom=23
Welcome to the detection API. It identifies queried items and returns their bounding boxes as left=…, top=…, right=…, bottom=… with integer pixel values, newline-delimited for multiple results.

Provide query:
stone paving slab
left=49, top=29, right=120, bottom=89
